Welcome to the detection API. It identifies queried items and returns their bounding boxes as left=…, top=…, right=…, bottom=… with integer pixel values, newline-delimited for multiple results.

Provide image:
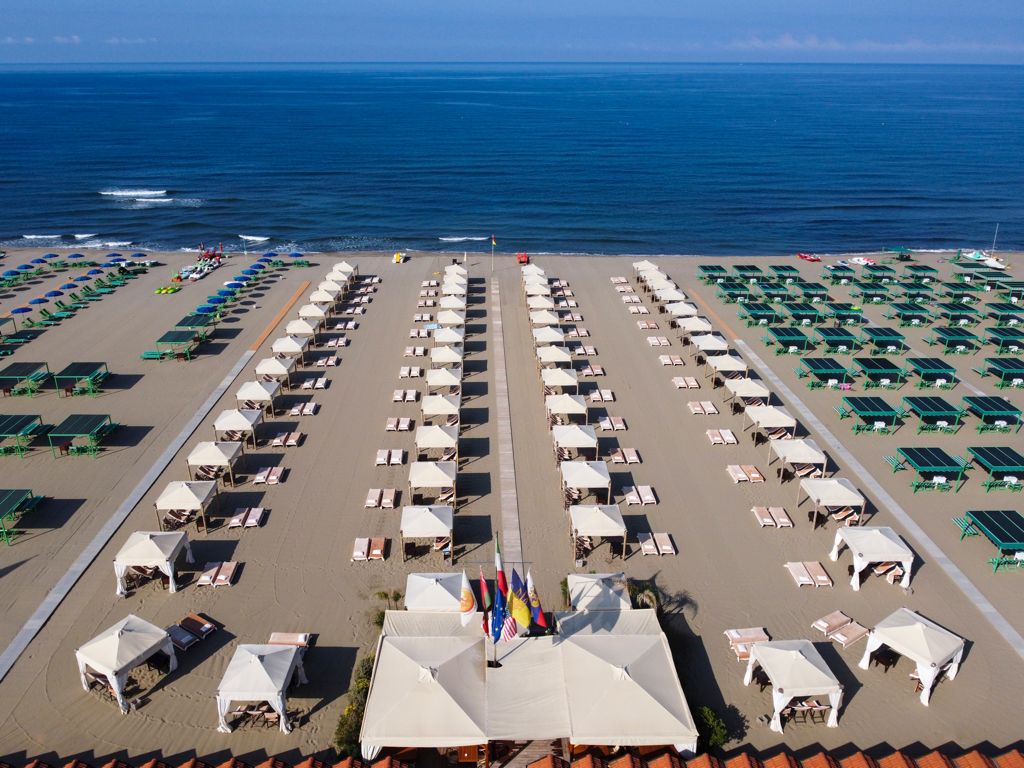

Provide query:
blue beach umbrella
left=87, top=268, right=103, bottom=275
left=44, top=290, right=63, bottom=297
left=131, top=252, right=146, bottom=258
left=195, top=305, right=217, bottom=314
left=263, top=252, right=278, bottom=258
left=101, top=261, right=119, bottom=268
left=73, top=275, right=91, bottom=282
left=43, top=253, right=60, bottom=259
left=16, top=264, right=33, bottom=271
left=2, top=270, right=18, bottom=277
left=241, top=269, right=258, bottom=276
left=29, top=297, right=48, bottom=305
left=31, top=258, right=47, bottom=264
left=257, top=256, right=273, bottom=263
left=231, top=276, right=250, bottom=284
left=11, top=307, right=32, bottom=314
left=111, top=256, right=127, bottom=262
left=61, top=283, right=77, bottom=290
left=68, top=253, right=85, bottom=259
left=251, top=263, right=265, bottom=271
left=225, top=281, right=244, bottom=289
left=106, top=252, right=122, bottom=258
left=216, top=288, right=235, bottom=297
left=289, top=252, right=303, bottom=258
left=207, top=296, right=226, bottom=305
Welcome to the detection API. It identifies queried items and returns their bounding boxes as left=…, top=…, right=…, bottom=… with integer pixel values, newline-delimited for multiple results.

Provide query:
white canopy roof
left=434, top=327, right=465, bottom=345
left=542, top=368, right=579, bottom=389
left=522, top=275, right=549, bottom=288
left=488, top=635, right=570, bottom=741
left=444, top=273, right=468, bottom=286
left=665, top=301, right=698, bottom=317
left=525, top=283, right=552, bottom=297
left=690, top=334, right=730, bottom=352
left=567, top=573, right=631, bottom=611
left=405, top=572, right=463, bottom=612
left=318, top=279, right=344, bottom=293
left=546, top=393, right=587, bottom=416
left=530, top=309, right=561, bottom=326
left=214, top=408, right=262, bottom=433
left=707, top=354, right=749, bottom=374
left=271, top=335, right=309, bottom=355
left=439, top=296, right=467, bottom=310
left=533, top=326, right=565, bottom=345
left=745, top=405, right=797, bottom=430
left=431, top=345, right=464, bottom=364
left=800, top=477, right=865, bottom=509
left=744, top=640, right=842, bottom=732
left=236, top=379, right=280, bottom=402
left=632, top=259, right=660, bottom=272
left=113, top=531, right=194, bottom=596
left=858, top=608, right=964, bottom=705
left=409, top=461, right=457, bottom=489
left=655, top=289, right=688, bottom=303
left=724, top=378, right=770, bottom=399
left=537, top=346, right=572, bottom=364
left=437, top=310, right=466, bottom=326
left=426, top=367, right=462, bottom=388
left=422, top=394, right=461, bottom=417
left=527, top=296, right=556, bottom=310
left=561, top=460, right=611, bottom=489
left=769, top=438, right=826, bottom=468
left=400, top=507, right=454, bottom=539
left=675, top=316, right=714, bottom=333
left=552, top=424, right=598, bottom=449
left=76, top=615, right=176, bottom=714
left=216, top=644, right=307, bottom=733
left=255, top=356, right=295, bottom=378
left=155, top=480, right=216, bottom=512
left=446, top=263, right=468, bottom=276
left=569, top=505, right=626, bottom=538
left=298, top=303, right=328, bottom=320
left=647, top=278, right=679, bottom=292
left=334, top=260, right=358, bottom=274
left=415, top=424, right=459, bottom=450
left=187, top=441, right=242, bottom=468
left=521, top=263, right=545, bottom=276
left=309, top=287, right=339, bottom=302
left=285, top=319, right=319, bottom=338
left=830, top=527, right=914, bottom=590
left=442, top=282, right=467, bottom=296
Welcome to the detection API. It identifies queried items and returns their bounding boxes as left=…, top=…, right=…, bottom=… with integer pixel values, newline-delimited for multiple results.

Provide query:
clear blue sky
left=2, top=0, right=1022, bottom=64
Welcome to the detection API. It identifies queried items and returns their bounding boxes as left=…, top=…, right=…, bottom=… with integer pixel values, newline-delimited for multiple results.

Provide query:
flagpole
left=491, top=235, right=495, bottom=273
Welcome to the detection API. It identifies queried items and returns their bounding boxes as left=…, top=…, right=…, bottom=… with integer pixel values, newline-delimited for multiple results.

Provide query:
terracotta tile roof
left=763, top=753, right=799, bottom=768
left=878, top=753, right=918, bottom=768
left=253, top=760, right=289, bottom=768
left=177, top=760, right=213, bottom=768
left=645, top=755, right=684, bottom=768
left=917, top=752, right=955, bottom=768
left=802, top=754, right=839, bottom=768
left=572, top=755, right=607, bottom=768
left=955, top=752, right=996, bottom=768
left=608, top=756, right=643, bottom=768
left=292, top=759, right=327, bottom=768
left=687, top=756, right=721, bottom=768
left=214, top=760, right=250, bottom=768
left=994, top=751, right=1024, bottom=768
left=529, top=757, right=569, bottom=768
left=840, top=753, right=877, bottom=768
left=137, top=760, right=173, bottom=768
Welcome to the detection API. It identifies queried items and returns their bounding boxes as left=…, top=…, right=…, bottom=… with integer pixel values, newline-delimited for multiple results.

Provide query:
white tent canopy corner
left=216, top=644, right=307, bottom=733
left=830, top=526, right=913, bottom=590
left=567, top=572, right=631, bottom=611
left=744, top=640, right=842, bottom=732
left=113, top=531, right=194, bottom=596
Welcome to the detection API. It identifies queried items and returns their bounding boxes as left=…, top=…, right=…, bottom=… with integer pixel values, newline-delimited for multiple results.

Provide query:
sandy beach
left=0, top=247, right=1022, bottom=763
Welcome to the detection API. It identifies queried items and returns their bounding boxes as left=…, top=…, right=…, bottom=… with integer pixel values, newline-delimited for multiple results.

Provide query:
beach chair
left=398, top=418, right=412, bottom=431
left=365, top=488, right=382, bottom=508
left=253, top=467, right=271, bottom=484
left=672, top=377, right=687, bottom=389
left=638, top=532, right=659, bottom=555
left=598, top=416, right=614, bottom=431
left=271, top=433, right=287, bottom=447
left=784, top=561, right=814, bottom=587
left=213, top=561, right=238, bottom=587
left=385, top=417, right=399, bottom=431
left=399, top=367, right=410, bottom=379
left=375, top=449, right=388, bottom=466
left=409, top=367, right=422, bottom=377
left=830, top=506, right=860, bottom=525
left=804, top=561, right=833, bottom=587
left=288, top=403, right=303, bottom=416
left=589, top=389, right=605, bottom=402
left=700, top=401, right=719, bottom=414
left=351, top=537, right=370, bottom=561
left=405, top=389, right=418, bottom=402
left=300, top=378, right=314, bottom=390
left=707, top=429, right=726, bottom=445
left=388, top=449, right=404, bottom=465
left=727, top=464, right=749, bottom=483
left=393, top=389, right=404, bottom=401
left=752, top=506, right=777, bottom=527
left=885, top=566, right=905, bottom=584
left=266, top=466, right=284, bottom=484
left=724, top=627, right=770, bottom=650
left=829, top=620, right=869, bottom=648
left=659, top=355, right=673, bottom=366
left=381, top=488, right=397, bottom=508
left=197, top=562, right=223, bottom=586
left=812, top=610, right=852, bottom=635
left=623, top=448, right=640, bottom=464
left=721, top=429, right=738, bottom=444
left=654, top=533, right=676, bottom=555
left=611, top=416, right=626, bottom=430
left=313, top=376, right=327, bottom=389
left=623, top=486, right=642, bottom=505
left=368, top=537, right=387, bottom=560
left=166, top=624, right=200, bottom=652
left=688, top=402, right=705, bottom=415
left=742, top=465, right=765, bottom=482
left=769, top=507, right=793, bottom=527
left=301, top=401, right=317, bottom=416
left=638, top=485, right=657, bottom=505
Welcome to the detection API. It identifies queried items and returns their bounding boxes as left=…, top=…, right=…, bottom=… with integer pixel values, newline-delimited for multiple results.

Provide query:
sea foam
left=100, top=189, right=168, bottom=197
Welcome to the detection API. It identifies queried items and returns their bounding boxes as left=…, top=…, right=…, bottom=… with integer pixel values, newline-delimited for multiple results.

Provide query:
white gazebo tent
left=674, top=316, right=714, bottom=334
left=858, top=608, right=964, bottom=705
left=309, top=287, right=339, bottom=303
left=560, top=460, right=611, bottom=504
left=567, top=572, right=631, bottom=611
left=271, top=335, right=309, bottom=362
left=333, top=260, right=359, bottom=276
left=400, top=506, right=455, bottom=562
left=431, top=345, right=464, bottom=367
left=530, top=309, right=561, bottom=326
left=437, top=310, right=466, bottom=327
left=744, top=640, right=842, bottom=732
left=665, top=301, right=698, bottom=318
left=690, top=333, right=730, bottom=355
left=521, top=263, right=545, bottom=277
left=433, top=327, right=465, bottom=345
left=255, top=356, right=296, bottom=388
left=707, top=354, right=750, bottom=379
left=404, top=572, right=464, bottom=611
left=155, top=480, right=217, bottom=532
left=298, top=303, right=329, bottom=321
left=830, top=527, right=913, bottom=590
left=798, top=477, right=866, bottom=527
left=422, top=394, right=461, bottom=425
left=444, top=272, right=468, bottom=286
left=319, top=278, right=346, bottom=294
left=285, top=319, right=322, bottom=343
left=76, top=615, right=177, bottom=714
left=768, top=438, right=828, bottom=479
left=569, top=504, right=627, bottom=559
left=655, top=288, right=688, bottom=304
left=632, top=259, right=660, bottom=273
left=546, top=393, right=588, bottom=425
left=552, top=424, right=599, bottom=460
left=532, top=326, right=565, bottom=346
left=442, top=282, right=467, bottom=296
left=723, top=377, right=771, bottom=404
left=446, top=263, right=468, bottom=276
left=187, top=440, right=243, bottom=486
left=527, top=296, right=556, bottom=310
left=537, top=346, right=573, bottom=368
left=647, top=278, right=679, bottom=293
left=525, top=283, right=552, bottom=297
left=216, top=644, right=308, bottom=733
left=114, top=531, right=194, bottom=596
left=235, top=380, right=280, bottom=416
left=415, top=425, right=459, bottom=462
left=439, top=296, right=467, bottom=310
left=425, top=367, right=462, bottom=394
left=409, top=461, right=457, bottom=504
left=743, top=405, right=798, bottom=439
left=213, top=408, right=263, bottom=448
left=542, top=367, right=579, bottom=394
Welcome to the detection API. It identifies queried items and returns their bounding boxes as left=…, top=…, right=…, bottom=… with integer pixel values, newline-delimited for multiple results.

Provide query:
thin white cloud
left=104, top=36, right=157, bottom=45
left=53, top=35, right=81, bottom=44
left=728, top=33, right=1024, bottom=54
left=1, top=36, right=35, bottom=45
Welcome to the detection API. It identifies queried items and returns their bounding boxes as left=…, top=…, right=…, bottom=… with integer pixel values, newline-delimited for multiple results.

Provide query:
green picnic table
left=0, top=414, right=43, bottom=457
left=698, top=264, right=727, bottom=283
left=797, top=357, right=854, bottom=386
left=967, top=446, right=1024, bottom=492
left=974, top=358, right=1024, bottom=389
left=47, top=413, right=118, bottom=457
left=923, top=326, right=979, bottom=355
left=895, top=446, right=968, bottom=492
left=907, top=357, right=958, bottom=389
left=758, top=283, right=793, bottom=301
left=963, top=396, right=1021, bottom=434
left=884, top=302, right=932, bottom=327
left=986, top=327, right=1024, bottom=354
left=780, top=302, right=824, bottom=325
left=986, top=302, right=1024, bottom=326
left=733, top=264, right=764, bottom=280
left=52, top=362, right=109, bottom=397
left=738, top=302, right=783, bottom=326
left=765, top=326, right=814, bottom=355
left=860, top=327, right=907, bottom=354
left=175, top=313, right=215, bottom=330
left=824, top=303, right=864, bottom=325
left=823, top=265, right=855, bottom=285
left=0, top=488, right=42, bottom=545
left=0, top=361, right=51, bottom=397
left=935, top=302, right=980, bottom=325
left=898, top=281, right=935, bottom=300
left=716, top=281, right=752, bottom=302
left=903, top=264, right=938, bottom=281
left=794, top=280, right=829, bottom=301
left=902, top=396, right=963, bottom=434
left=964, top=510, right=1024, bottom=571
left=155, top=330, right=200, bottom=360
left=940, top=282, right=982, bottom=302
left=842, top=396, right=902, bottom=433
left=850, top=281, right=889, bottom=303
left=854, top=356, right=907, bottom=389
left=814, top=326, right=859, bottom=353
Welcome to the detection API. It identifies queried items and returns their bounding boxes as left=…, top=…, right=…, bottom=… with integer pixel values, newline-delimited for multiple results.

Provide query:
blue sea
left=0, top=63, right=1021, bottom=255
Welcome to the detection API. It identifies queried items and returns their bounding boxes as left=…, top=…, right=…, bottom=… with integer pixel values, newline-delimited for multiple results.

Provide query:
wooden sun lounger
left=285, top=432, right=302, bottom=447
left=253, top=466, right=271, bottom=484
left=266, top=466, right=283, bottom=484
left=784, top=561, right=815, bottom=587
left=381, top=488, right=397, bottom=508
left=622, top=448, right=640, bottom=463
left=654, top=532, right=675, bottom=554
left=365, top=488, right=382, bottom=508
left=769, top=506, right=793, bottom=527
left=213, top=561, right=238, bottom=586
left=166, top=623, right=200, bottom=651
left=812, top=610, right=852, bottom=635
left=727, top=464, right=749, bottom=483
left=707, top=429, right=726, bottom=445
left=741, top=464, right=765, bottom=482
left=368, top=537, right=386, bottom=560
left=638, top=485, right=657, bottom=505
left=197, top=562, right=221, bottom=586
left=623, top=486, right=642, bottom=505
left=352, top=537, right=369, bottom=561
left=804, top=560, right=833, bottom=587
left=375, top=449, right=388, bottom=466
left=388, top=449, right=403, bottom=465
left=610, top=416, right=626, bottom=430
left=301, top=401, right=317, bottom=415
left=752, top=506, right=777, bottom=527
left=829, top=620, right=869, bottom=647
left=724, top=627, right=770, bottom=647
left=638, top=532, right=659, bottom=555
left=700, top=401, right=719, bottom=414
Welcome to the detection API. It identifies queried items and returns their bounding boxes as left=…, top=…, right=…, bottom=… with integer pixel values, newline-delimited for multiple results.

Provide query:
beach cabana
left=655, top=288, right=688, bottom=304
left=76, top=615, right=177, bottom=714
left=530, top=309, right=561, bottom=326
left=901, top=396, right=963, bottom=434
left=408, top=461, right=457, bottom=504
left=674, top=316, right=714, bottom=334
left=422, top=394, right=461, bottom=425
left=798, top=477, right=866, bottom=528
left=442, top=282, right=468, bottom=296
left=114, top=531, right=194, bottom=596
left=537, top=345, right=573, bottom=368
left=318, top=279, right=345, bottom=294
left=271, top=335, right=309, bottom=362
left=521, top=263, right=544, bottom=277
left=552, top=424, right=599, bottom=460
left=186, top=441, right=242, bottom=486
left=436, top=310, right=466, bottom=327
left=546, top=393, right=588, bottom=425
left=768, top=438, right=828, bottom=479
left=840, top=396, right=903, bottom=434
left=527, top=295, right=556, bottom=310
left=743, top=640, right=842, bottom=732
left=689, top=333, right=729, bottom=355
left=297, top=303, right=329, bottom=322
left=415, top=425, right=459, bottom=462
left=439, top=295, right=467, bottom=310
left=430, top=345, right=464, bottom=367
left=213, top=408, right=262, bottom=447
left=706, top=354, right=749, bottom=379
left=216, top=644, right=308, bottom=733
left=309, top=288, right=339, bottom=303
left=723, top=378, right=770, bottom=406
left=829, top=526, right=913, bottom=590
left=524, top=282, right=552, bottom=297
left=404, top=572, right=464, bottom=611
left=858, top=609, right=964, bottom=705
left=532, top=326, right=565, bottom=346
left=433, top=327, right=465, bottom=346
left=541, top=367, right=579, bottom=393
left=560, top=460, right=611, bottom=504
left=235, top=380, right=280, bottom=416
left=425, top=366, right=462, bottom=394
left=155, top=480, right=217, bottom=532
left=285, top=319, right=322, bottom=343
left=569, top=504, right=626, bottom=559
left=255, top=356, right=295, bottom=388
left=567, top=572, right=630, bottom=611
left=632, top=259, right=661, bottom=273
left=743, top=405, right=798, bottom=440
left=400, top=506, right=455, bottom=562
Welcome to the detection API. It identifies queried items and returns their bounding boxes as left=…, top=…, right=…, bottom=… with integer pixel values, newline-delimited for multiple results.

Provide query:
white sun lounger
left=271, top=433, right=287, bottom=447
left=785, top=561, right=814, bottom=587
left=623, top=486, right=642, bottom=505
left=812, top=610, right=852, bottom=635
left=770, top=507, right=793, bottom=527
left=598, top=417, right=614, bottom=431
left=196, top=562, right=222, bottom=586
left=388, top=449, right=404, bottom=465
left=393, top=389, right=404, bottom=401
left=301, top=401, right=317, bottom=416
left=351, top=538, right=370, bottom=561
left=381, top=488, right=397, bottom=508
left=742, top=464, right=765, bottom=482
left=375, top=449, right=388, bottom=466
left=638, top=532, right=659, bottom=555
left=266, top=466, right=283, bottom=485
left=300, top=378, right=314, bottom=390
left=385, top=417, right=398, bottom=431
left=726, top=464, right=748, bottom=483
left=365, top=488, right=382, bottom=508
left=638, top=485, right=657, bottom=505
left=285, top=432, right=302, bottom=447
left=752, top=506, right=777, bottom=527
left=829, top=620, right=869, bottom=648
left=253, top=467, right=271, bottom=484
left=313, top=376, right=327, bottom=390
left=405, top=389, right=417, bottom=402
left=399, top=367, right=411, bottom=379
left=228, top=507, right=265, bottom=529
left=398, top=417, right=412, bottom=431
left=707, top=429, right=726, bottom=445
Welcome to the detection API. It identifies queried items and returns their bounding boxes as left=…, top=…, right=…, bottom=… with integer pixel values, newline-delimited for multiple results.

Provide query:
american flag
left=500, top=614, right=518, bottom=641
